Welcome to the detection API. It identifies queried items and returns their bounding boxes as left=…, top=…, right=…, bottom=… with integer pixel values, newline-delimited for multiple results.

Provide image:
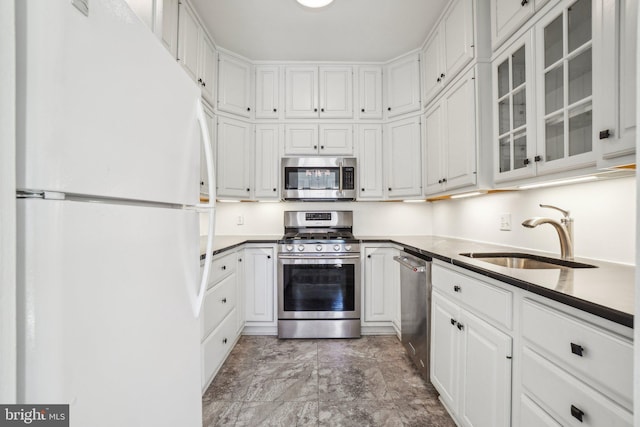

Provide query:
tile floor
left=202, top=335, right=456, bottom=426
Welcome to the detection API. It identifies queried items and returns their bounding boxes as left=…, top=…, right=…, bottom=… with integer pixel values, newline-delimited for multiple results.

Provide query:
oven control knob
left=286, top=245, right=294, bottom=252
left=344, top=245, right=352, bottom=252
left=316, top=245, right=323, bottom=252
left=334, top=245, right=341, bottom=251
left=297, top=245, right=305, bottom=252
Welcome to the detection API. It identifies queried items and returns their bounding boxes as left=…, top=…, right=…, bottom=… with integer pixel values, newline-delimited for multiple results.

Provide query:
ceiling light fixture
left=296, top=0, right=334, bottom=8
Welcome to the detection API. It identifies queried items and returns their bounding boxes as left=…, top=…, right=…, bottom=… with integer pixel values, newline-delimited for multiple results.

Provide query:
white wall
left=432, top=177, right=636, bottom=264
left=209, top=201, right=433, bottom=237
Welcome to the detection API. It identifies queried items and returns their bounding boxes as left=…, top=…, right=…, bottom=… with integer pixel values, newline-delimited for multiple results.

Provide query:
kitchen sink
left=459, top=252, right=597, bottom=269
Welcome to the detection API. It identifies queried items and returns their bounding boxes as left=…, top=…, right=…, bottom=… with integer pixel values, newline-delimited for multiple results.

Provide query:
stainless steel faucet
left=522, top=204, right=574, bottom=260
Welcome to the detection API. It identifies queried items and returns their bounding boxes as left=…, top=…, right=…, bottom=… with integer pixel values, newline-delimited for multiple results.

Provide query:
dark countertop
left=201, top=235, right=635, bottom=328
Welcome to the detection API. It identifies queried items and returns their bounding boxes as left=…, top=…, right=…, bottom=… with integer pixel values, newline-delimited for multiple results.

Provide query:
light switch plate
left=500, top=213, right=511, bottom=231
left=237, top=215, right=244, bottom=225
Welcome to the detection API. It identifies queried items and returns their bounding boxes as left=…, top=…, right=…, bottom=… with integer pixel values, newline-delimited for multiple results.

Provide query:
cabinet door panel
left=386, top=54, right=421, bottom=118
left=386, top=117, right=422, bottom=198
left=199, top=37, right=216, bottom=104
left=286, top=67, right=318, bottom=118
left=216, top=118, right=252, bottom=198
left=218, top=54, right=252, bottom=118
left=358, top=67, right=383, bottom=119
left=424, top=103, right=445, bottom=194
left=254, top=125, right=280, bottom=199
left=319, top=66, right=353, bottom=118
left=431, top=291, right=459, bottom=412
left=442, top=0, right=474, bottom=79
left=244, top=247, right=275, bottom=323
left=357, top=125, right=384, bottom=199
left=491, top=0, right=535, bottom=49
left=519, top=394, right=562, bottom=427
left=422, top=30, right=443, bottom=106
left=160, top=0, right=179, bottom=58
left=177, top=2, right=199, bottom=82
left=363, top=247, right=398, bottom=322
left=284, top=124, right=319, bottom=155
left=256, top=66, right=280, bottom=119
left=319, top=124, right=353, bottom=155
left=459, top=310, right=512, bottom=427
left=444, top=72, right=476, bottom=190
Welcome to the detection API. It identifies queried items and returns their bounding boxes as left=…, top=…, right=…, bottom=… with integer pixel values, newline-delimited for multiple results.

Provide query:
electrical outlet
left=237, top=215, right=244, bottom=225
left=500, top=213, right=511, bottom=231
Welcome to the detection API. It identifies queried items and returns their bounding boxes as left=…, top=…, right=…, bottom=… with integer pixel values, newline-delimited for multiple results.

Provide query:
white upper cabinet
left=425, top=69, right=478, bottom=195
left=594, top=0, right=637, bottom=166
left=255, top=66, right=280, bottom=119
left=534, top=0, right=596, bottom=176
left=285, top=66, right=353, bottom=118
left=218, top=53, right=252, bottom=118
left=422, top=0, right=475, bottom=106
left=493, top=32, right=537, bottom=183
left=177, top=1, right=200, bottom=82
left=198, top=36, right=216, bottom=104
left=357, top=66, right=383, bottom=119
left=159, top=0, right=179, bottom=58
left=385, top=116, right=422, bottom=198
left=491, top=0, right=551, bottom=51
left=385, top=53, right=422, bottom=118
left=216, top=117, right=253, bottom=199
left=283, top=124, right=353, bottom=155
left=357, top=124, right=384, bottom=200
left=254, top=125, right=280, bottom=200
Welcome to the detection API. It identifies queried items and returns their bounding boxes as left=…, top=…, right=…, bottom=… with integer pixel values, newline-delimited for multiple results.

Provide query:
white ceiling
left=190, top=0, right=450, bottom=62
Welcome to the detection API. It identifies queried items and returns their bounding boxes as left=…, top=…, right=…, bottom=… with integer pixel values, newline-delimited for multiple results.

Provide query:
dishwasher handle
left=393, top=255, right=426, bottom=273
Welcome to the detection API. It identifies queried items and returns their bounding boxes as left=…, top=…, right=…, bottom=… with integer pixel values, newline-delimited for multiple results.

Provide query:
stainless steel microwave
left=281, top=157, right=356, bottom=201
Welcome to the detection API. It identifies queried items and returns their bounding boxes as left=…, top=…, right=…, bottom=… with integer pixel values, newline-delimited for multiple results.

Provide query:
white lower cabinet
left=431, top=290, right=512, bottom=427
left=362, top=246, right=400, bottom=333
left=200, top=250, right=241, bottom=391
left=243, top=245, right=277, bottom=330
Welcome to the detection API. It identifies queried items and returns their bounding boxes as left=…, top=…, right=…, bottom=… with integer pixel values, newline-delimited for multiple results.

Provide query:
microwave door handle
left=339, top=161, right=343, bottom=194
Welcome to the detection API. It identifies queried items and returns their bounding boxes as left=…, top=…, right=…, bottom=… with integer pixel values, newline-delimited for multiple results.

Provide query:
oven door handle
left=278, top=254, right=361, bottom=260
left=338, top=161, right=343, bottom=194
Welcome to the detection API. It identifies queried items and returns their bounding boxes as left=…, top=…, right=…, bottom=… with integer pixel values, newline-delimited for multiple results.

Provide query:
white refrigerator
left=15, top=1, right=215, bottom=426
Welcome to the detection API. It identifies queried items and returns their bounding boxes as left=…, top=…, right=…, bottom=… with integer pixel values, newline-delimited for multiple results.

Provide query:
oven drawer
left=432, top=265, right=513, bottom=329
left=521, top=346, right=632, bottom=427
left=522, top=299, right=633, bottom=410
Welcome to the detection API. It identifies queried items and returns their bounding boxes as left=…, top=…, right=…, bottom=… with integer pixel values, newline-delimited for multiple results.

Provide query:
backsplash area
left=432, top=176, right=636, bottom=265
left=206, top=176, right=635, bottom=265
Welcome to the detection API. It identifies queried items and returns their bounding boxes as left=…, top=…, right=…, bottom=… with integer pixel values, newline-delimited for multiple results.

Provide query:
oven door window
left=282, top=264, right=355, bottom=312
left=284, top=167, right=340, bottom=190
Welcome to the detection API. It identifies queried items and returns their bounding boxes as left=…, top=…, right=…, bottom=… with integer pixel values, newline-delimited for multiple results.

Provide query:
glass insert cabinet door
left=535, top=0, right=595, bottom=174
left=493, top=32, right=536, bottom=182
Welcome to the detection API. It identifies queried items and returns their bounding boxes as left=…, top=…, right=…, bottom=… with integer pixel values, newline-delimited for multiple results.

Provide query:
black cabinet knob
left=314, top=145, right=318, bottom=149
left=438, top=179, right=443, bottom=184
left=361, top=188, right=365, bottom=191
left=442, top=178, right=447, bottom=183
left=320, top=145, right=325, bottom=149
left=454, top=285, right=461, bottom=293
left=570, top=343, right=584, bottom=357
left=437, top=77, right=441, bottom=82
left=273, top=188, right=277, bottom=192
left=534, top=155, right=542, bottom=162
left=238, top=258, right=242, bottom=262
left=388, top=187, right=392, bottom=191
left=521, top=0, right=528, bottom=5
left=222, top=338, right=228, bottom=344
left=314, top=108, right=318, bottom=112
left=387, top=107, right=391, bottom=111
left=321, top=108, right=325, bottom=112
left=246, top=107, right=251, bottom=111
left=267, top=255, right=271, bottom=259
left=440, top=73, right=445, bottom=78
left=200, top=181, right=204, bottom=186
left=198, top=78, right=203, bottom=83
left=457, top=322, right=464, bottom=331
left=246, top=188, right=250, bottom=192
left=450, top=318, right=456, bottom=326
left=361, top=108, right=365, bottom=112
left=599, top=129, right=611, bottom=139
left=202, top=81, right=206, bottom=87
left=367, top=255, right=371, bottom=258
left=570, top=405, right=584, bottom=422
left=221, top=298, right=227, bottom=304
left=273, top=108, right=277, bottom=112
left=221, top=265, right=226, bottom=270
left=523, top=158, right=531, bottom=166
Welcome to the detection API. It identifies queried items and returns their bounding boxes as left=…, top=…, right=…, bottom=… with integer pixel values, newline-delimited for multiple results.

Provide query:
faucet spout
left=521, top=216, right=574, bottom=260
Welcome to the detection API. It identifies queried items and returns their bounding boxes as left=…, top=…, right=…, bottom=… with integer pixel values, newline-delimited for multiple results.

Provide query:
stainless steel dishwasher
left=394, top=250, right=432, bottom=380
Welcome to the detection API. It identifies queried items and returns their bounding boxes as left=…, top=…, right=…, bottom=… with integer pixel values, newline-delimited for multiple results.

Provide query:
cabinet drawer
left=202, top=309, right=237, bottom=388
left=202, top=274, right=236, bottom=339
left=521, top=347, right=632, bottom=427
left=519, top=394, right=561, bottom=427
left=432, top=265, right=513, bottom=328
left=210, top=251, right=237, bottom=287
left=522, top=299, right=633, bottom=410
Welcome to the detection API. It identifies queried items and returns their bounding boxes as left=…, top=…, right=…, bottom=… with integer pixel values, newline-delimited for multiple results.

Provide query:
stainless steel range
left=278, top=211, right=361, bottom=339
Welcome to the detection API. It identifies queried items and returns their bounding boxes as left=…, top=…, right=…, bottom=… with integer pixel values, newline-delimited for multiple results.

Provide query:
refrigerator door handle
left=193, top=101, right=216, bottom=317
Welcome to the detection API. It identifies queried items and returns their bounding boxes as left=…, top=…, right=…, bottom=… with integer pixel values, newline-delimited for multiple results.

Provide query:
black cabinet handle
left=454, top=285, right=461, bottom=293
left=222, top=338, right=228, bottom=344
left=238, top=258, right=242, bottom=262
left=200, top=181, right=204, bottom=186
left=450, top=318, right=456, bottom=326
left=524, top=158, right=531, bottom=165
left=440, top=73, right=445, bottom=78
left=456, top=322, right=464, bottom=331
left=521, top=0, right=529, bottom=5
left=221, top=265, right=226, bottom=270
left=442, top=178, right=447, bottom=183
left=534, top=155, right=542, bottom=162
left=437, top=77, right=441, bottom=82
left=571, top=343, right=584, bottom=357
left=599, top=129, right=611, bottom=139
left=202, top=81, right=206, bottom=87
left=438, top=179, right=443, bottom=184
left=571, top=405, right=584, bottom=422
left=221, top=298, right=227, bottom=304
left=198, top=78, right=203, bottom=84
left=361, top=108, right=365, bottom=112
